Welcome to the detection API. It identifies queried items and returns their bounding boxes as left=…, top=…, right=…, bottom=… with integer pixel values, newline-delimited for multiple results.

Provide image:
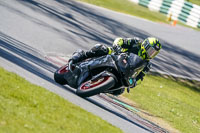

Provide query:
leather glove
left=113, top=45, right=122, bottom=54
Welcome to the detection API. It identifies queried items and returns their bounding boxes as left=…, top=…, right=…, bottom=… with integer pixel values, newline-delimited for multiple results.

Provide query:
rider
left=69, top=37, right=162, bottom=95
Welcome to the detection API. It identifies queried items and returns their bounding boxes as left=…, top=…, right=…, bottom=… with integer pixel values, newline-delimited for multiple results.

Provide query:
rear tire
left=54, top=64, right=69, bottom=85
left=76, top=76, right=115, bottom=97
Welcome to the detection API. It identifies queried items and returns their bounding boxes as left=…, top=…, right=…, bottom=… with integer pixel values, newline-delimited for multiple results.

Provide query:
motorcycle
left=54, top=52, right=148, bottom=97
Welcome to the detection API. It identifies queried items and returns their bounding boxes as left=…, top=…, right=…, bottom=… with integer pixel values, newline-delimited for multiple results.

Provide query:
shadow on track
left=0, top=31, right=76, bottom=96
left=9, top=0, right=200, bottom=81
left=14, top=0, right=149, bottom=47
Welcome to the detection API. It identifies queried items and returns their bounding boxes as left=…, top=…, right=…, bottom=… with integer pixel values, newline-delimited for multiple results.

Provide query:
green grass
left=187, top=0, right=200, bottom=6
left=79, top=0, right=200, bottom=30
left=79, top=0, right=169, bottom=23
left=0, top=67, right=122, bottom=133
left=123, top=74, right=200, bottom=133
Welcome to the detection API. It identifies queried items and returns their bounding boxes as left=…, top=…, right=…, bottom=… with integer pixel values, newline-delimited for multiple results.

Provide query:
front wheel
left=76, top=76, right=115, bottom=97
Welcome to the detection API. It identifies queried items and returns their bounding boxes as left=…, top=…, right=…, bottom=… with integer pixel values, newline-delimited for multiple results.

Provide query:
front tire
left=76, top=76, right=115, bottom=97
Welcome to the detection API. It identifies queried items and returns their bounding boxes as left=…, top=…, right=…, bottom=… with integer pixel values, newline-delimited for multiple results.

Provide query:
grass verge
left=79, top=0, right=200, bottom=30
left=79, top=0, right=169, bottom=23
left=187, top=0, right=200, bottom=6
left=0, top=67, right=122, bottom=133
left=122, top=74, right=200, bottom=133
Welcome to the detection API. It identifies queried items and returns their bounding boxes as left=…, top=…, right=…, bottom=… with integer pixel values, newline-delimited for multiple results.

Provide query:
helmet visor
left=144, top=41, right=158, bottom=59
left=146, top=46, right=158, bottom=59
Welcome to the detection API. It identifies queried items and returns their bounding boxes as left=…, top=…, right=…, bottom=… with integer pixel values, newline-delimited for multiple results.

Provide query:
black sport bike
left=54, top=53, right=147, bottom=97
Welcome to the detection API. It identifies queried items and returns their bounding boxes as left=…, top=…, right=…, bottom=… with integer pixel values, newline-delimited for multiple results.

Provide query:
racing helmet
left=141, top=37, right=162, bottom=60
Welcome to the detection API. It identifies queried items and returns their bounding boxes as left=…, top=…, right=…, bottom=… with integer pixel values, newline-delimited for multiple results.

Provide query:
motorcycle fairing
left=77, top=55, right=118, bottom=87
left=127, top=53, right=147, bottom=78
left=64, top=67, right=81, bottom=88
left=88, top=55, right=118, bottom=70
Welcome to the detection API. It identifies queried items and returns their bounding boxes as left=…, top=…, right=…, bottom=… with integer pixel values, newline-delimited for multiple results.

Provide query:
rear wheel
left=54, top=64, right=69, bottom=85
left=76, top=76, right=115, bottom=97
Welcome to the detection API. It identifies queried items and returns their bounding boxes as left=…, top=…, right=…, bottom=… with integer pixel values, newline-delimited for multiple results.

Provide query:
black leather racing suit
left=70, top=37, right=151, bottom=95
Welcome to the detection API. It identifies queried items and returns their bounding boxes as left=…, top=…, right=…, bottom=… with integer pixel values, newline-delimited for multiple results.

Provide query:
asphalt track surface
left=0, top=0, right=200, bottom=133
